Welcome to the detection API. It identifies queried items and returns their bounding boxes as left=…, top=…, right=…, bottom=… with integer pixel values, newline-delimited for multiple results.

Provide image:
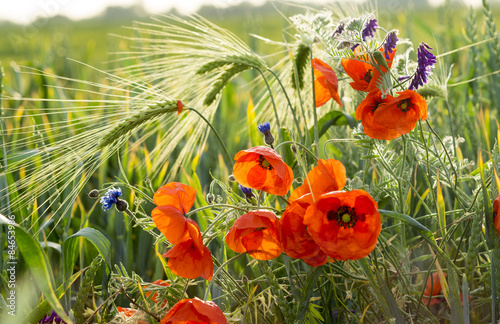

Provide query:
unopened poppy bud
left=257, top=122, right=274, bottom=147
left=228, top=174, right=236, bottom=182
left=88, top=189, right=100, bottom=199
left=242, top=276, right=248, bottom=284
left=291, top=144, right=297, bottom=154
left=115, top=199, right=129, bottom=212
left=206, top=193, right=215, bottom=204
left=145, top=178, right=151, bottom=186
left=373, top=50, right=389, bottom=70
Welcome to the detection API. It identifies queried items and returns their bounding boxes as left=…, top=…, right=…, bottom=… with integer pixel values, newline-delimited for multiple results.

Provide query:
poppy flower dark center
left=370, top=98, right=385, bottom=113
left=258, top=155, right=274, bottom=170
left=327, top=205, right=362, bottom=228
left=397, top=99, right=413, bottom=112
left=363, top=69, right=373, bottom=83
left=255, top=227, right=266, bottom=232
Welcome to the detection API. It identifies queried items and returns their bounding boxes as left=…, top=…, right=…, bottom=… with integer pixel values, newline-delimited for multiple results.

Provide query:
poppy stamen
left=255, top=227, right=266, bottom=232
left=397, top=99, right=413, bottom=112
left=327, top=205, right=361, bottom=228
left=258, top=155, right=274, bottom=170
left=363, top=70, right=373, bottom=83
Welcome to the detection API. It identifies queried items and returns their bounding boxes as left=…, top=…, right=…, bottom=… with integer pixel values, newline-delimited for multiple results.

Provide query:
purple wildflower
left=332, top=22, right=345, bottom=38
left=409, top=43, right=437, bottom=90
left=383, top=31, right=398, bottom=60
left=39, top=311, right=66, bottom=323
left=362, top=18, right=377, bottom=41
left=100, top=187, right=122, bottom=211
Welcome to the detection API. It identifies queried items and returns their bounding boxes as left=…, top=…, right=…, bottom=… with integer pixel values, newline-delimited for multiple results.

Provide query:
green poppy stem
left=309, top=46, right=320, bottom=158
left=186, top=107, right=233, bottom=169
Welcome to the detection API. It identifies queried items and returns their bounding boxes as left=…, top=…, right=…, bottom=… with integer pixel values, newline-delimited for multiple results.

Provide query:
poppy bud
left=291, top=144, right=297, bottom=154
left=206, top=193, right=215, bottom=204
left=115, top=199, right=129, bottom=212
left=88, top=189, right=100, bottom=199
left=373, top=50, right=389, bottom=70
left=228, top=174, right=236, bottom=182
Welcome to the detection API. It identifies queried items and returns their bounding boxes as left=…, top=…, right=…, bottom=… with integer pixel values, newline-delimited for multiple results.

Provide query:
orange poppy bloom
left=116, top=307, right=148, bottom=324
left=355, top=91, right=400, bottom=140
left=312, top=58, right=342, bottom=107
left=163, top=238, right=214, bottom=280
left=303, top=190, right=381, bottom=260
left=280, top=201, right=326, bottom=267
left=233, top=146, right=293, bottom=196
left=145, top=279, right=170, bottom=307
left=153, top=182, right=196, bottom=214
left=341, top=48, right=396, bottom=92
left=152, top=206, right=201, bottom=245
left=373, top=90, right=428, bottom=137
left=422, top=272, right=446, bottom=306
left=494, top=196, right=500, bottom=237
left=152, top=182, right=198, bottom=244
left=289, top=159, right=346, bottom=203
left=225, top=210, right=283, bottom=260
left=161, top=297, right=227, bottom=324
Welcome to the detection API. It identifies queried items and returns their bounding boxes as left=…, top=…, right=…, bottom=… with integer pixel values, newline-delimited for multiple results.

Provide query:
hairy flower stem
left=399, top=135, right=407, bottom=248
left=204, top=253, right=245, bottom=301
left=267, top=68, right=303, bottom=141
left=273, top=141, right=318, bottom=161
left=0, top=65, right=11, bottom=216
left=258, top=261, right=294, bottom=322
left=445, top=99, right=458, bottom=189
left=186, top=108, right=233, bottom=169
left=309, top=46, right=320, bottom=158
left=257, top=69, right=283, bottom=149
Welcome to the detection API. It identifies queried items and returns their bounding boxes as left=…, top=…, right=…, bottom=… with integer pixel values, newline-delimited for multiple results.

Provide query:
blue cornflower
left=239, top=184, right=253, bottom=196
left=238, top=184, right=255, bottom=201
left=362, top=18, right=378, bottom=41
left=257, top=122, right=271, bottom=134
left=39, top=311, right=66, bottom=323
left=257, top=122, right=274, bottom=147
left=409, top=43, right=437, bottom=90
left=100, top=187, right=122, bottom=211
left=383, top=31, right=398, bottom=60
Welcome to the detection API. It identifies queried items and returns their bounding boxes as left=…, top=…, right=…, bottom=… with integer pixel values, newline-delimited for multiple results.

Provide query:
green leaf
left=62, top=227, right=111, bottom=284
left=308, top=111, right=355, bottom=140
left=23, top=270, right=83, bottom=324
left=0, top=215, right=72, bottom=324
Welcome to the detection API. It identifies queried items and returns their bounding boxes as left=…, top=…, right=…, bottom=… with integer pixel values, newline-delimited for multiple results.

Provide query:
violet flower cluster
left=409, top=43, right=437, bottom=90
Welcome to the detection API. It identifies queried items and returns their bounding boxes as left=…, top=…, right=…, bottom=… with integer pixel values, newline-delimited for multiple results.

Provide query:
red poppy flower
left=303, top=190, right=381, bottom=260
left=233, top=146, right=293, bottom=196
left=312, top=58, right=342, bottom=107
left=341, top=48, right=396, bottom=92
left=163, top=238, right=214, bottom=280
left=161, top=297, right=227, bottom=324
left=153, top=182, right=196, bottom=214
left=373, top=90, right=428, bottom=137
left=117, top=307, right=137, bottom=318
left=152, top=182, right=198, bottom=244
left=225, top=210, right=283, bottom=260
left=280, top=201, right=328, bottom=267
left=145, top=280, right=171, bottom=307
left=116, top=307, right=148, bottom=324
left=289, top=159, right=346, bottom=203
left=494, top=196, right=500, bottom=237
left=355, top=91, right=400, bottom=140
left=422, top=272, right=446, bottom=306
